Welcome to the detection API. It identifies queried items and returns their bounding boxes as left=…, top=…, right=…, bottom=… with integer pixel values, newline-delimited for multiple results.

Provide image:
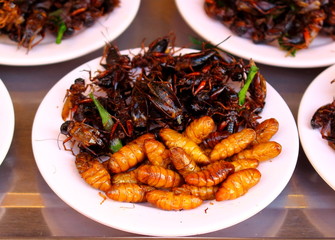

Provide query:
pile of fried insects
left=0, top=0, right=120, bottom=50
left=60, top=34, right=282, bottom=211
left=204, top=0, right=335, bottom=56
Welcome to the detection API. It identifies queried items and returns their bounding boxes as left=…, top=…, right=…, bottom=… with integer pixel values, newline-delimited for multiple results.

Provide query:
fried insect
left=185, top=160, right=234, bottom=187
left=311, top=98, right=335, bottom=149
left=75, top=152, right=111, bottom=192
left=108, top=133, right=155, bottom=173
left=136, top=164, right=182, bottom=188
left=159, top=128, right=210, bottom=165
left=210, top=128, right=256, bottom=162
left=216, top=168, right=261, bottom=201
left=183, top=116, right=215, bottom=144
left=173, top=184, right=218, bottom=200
left=253, top=118, right=279, bottom=145
left=60, top=120, right=107, bottom=155
left=230, top=158, right=259, bottom=172
left=232, top=141, right=282, bottom=162
left=111, top=169, right=139, bottom=184
left=146, top=190, right=203, bottom=210
left=106, top=183, right=155, bottom=203
left=144, top=139, right=171, bottom=168
left=169, top=147, right=201, bottom=177
left=62, top=78, right=88, bottom=121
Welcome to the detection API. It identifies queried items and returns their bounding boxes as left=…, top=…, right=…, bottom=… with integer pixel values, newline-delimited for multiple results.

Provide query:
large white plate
left=175, top=0, right=335, bottom=68
left=0, top=79, right=15, bottom=166
left=0, top=0, right=140, bottom=66
left=298, top=65, right=335, bottom=190
left=32, top=48, right=299, bottom=237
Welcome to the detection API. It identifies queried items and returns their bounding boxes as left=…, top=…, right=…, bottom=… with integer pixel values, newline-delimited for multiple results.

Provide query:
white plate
left=0, top=0, right=140, bottom=66
left=175, top=0, right=335, bottom=68
left=298, top=64, right=335, bottom=190
left=32, top=48, right=299, bottom=237
left=0, top=79, right=15, bottom=165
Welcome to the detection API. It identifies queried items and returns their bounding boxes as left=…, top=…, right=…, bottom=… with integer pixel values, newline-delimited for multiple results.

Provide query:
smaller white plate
left=0, top=0, right=140, bottom=66
left=0, top=79, right=15, bottom=165
left=298, top=65, right=335, bottom=190
left=175, top=0, right=335, bottom=68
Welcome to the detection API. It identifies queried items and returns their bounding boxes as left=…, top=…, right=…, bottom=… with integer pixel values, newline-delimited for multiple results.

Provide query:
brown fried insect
left=106, top=183, right=155, bottom=202
left=108, top=133, right=155, bottom=173
left=185, top=160, right=234, bottom=187
left=169, top=147, right=201, bottom=177
left=146, top=190, right=203, bottom=210
left=173, top=184, right=218, bottom=200
left=216, top=168, right=261, bottom=201
left=160, top=128, right=210, bottom=165
left=210, top=128, right=256, bottom=162
left=111, top=169, right=139, bottom=184
left=144, top=139, right=171, bottom=168
left=75, top=152, right=111, bottom=192
left=232, top=141, right=282, bottom=162
left=183, top=116, right=215, bottom=144
left=253, top=118, right=279, bottom=145
left=230, top=158, right=259, bottom=172
left=136, top=165, right=182, bottom=188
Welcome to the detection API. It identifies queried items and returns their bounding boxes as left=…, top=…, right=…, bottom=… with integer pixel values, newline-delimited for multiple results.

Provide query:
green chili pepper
left=56, top=22, right=67, bottom=44
left=89, top=92, right=123, bottom=152
left=238, top=64, right=259, bottom=106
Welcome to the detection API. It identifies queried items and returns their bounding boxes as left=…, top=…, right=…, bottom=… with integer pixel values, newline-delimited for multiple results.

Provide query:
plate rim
left=0, top=79, right=15, bottom=166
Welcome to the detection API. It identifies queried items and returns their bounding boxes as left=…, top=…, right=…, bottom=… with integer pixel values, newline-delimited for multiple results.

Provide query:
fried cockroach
left=106, top=183, right=155, bottom=202
left=146, top=190, right=203, bottom=210
left=230, top=158, right=259, bottom=172
left=253, top=118, right=279, bottom=145
left=144, top=139, right=171, bottom=168
left=173, top=184, right=218, bottom=200
left=108, top=133, right=155, bottom=173
left=136, top=164, right=182, bottom=188
left=60, top=120, right=107, bottom=155
left=232, top=141, right=282, bottom=162
left=159, top=128, right=210, bottom=165
left=169, top=147, right=201, bottom=177
left=210, top=128, right=256, bottom=162
left=75, top=152, right=111, bottom=192
left=216, top=168, right=261, bottom=201
left=185, top=160, right=234, bottom=187
left=183, top=116, right=215, bottom=144
left=111, top=169, right=139, bottom=184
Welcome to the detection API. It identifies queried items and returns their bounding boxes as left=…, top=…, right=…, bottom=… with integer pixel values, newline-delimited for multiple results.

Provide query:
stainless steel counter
left=0, top=0, right=334, bottom=238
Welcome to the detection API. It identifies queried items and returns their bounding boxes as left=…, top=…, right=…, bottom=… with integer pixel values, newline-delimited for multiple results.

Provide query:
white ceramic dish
left=175, top=0, right=335, bottom=68
left=298, top=64, right=335, bottom=190
left=0, top=79, right=15, bottom=166
left=32, top=48, right=299, bottom=237
left=0, top=0, right=140, bottom=66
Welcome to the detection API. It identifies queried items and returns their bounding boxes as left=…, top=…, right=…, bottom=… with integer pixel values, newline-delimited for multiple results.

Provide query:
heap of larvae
left=75, top=115, right=281, bottom=211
